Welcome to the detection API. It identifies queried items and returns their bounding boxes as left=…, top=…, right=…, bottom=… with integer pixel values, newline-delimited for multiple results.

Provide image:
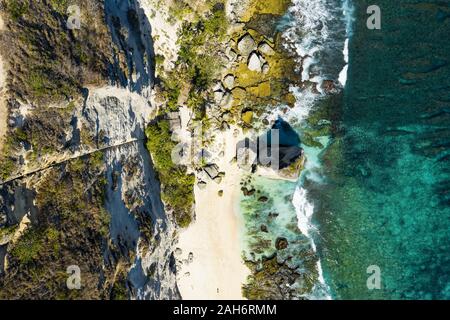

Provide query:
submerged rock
left=241, top=187, right=256, bottom=196
left=275, top=237, right=289, bottom=250
left=321, top=79, right=337, bottom=93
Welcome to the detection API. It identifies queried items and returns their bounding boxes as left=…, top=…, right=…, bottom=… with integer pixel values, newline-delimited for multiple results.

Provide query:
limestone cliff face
left=0, top=0, right=179, bottom=299
left=81, top=86, right=179, bottom=299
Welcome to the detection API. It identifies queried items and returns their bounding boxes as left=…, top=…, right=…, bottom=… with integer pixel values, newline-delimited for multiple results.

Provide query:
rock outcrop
left=0, top=0, right=180, bottom=300
left=237, top=33, right=256, bottom=56
left=248, top=52, right=263, bottom=72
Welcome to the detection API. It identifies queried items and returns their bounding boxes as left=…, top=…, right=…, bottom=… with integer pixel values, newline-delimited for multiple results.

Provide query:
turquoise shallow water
left=312, top=0, right=450, bottom=299
left=240, top=0, right=450, bottom=300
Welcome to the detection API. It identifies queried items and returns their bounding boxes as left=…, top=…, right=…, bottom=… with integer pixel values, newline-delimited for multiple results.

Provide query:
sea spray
left=240, top=0, right=352, bottom=299
left=339, top=0, right=355, bottom=86
left=280, top=0, right=353, bottom=299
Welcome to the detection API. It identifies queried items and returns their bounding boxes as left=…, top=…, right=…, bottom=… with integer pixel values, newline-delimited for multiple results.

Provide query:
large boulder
left=248, top=53, right=262, bottom=72
left=241, top=110, right=254, bottom=124
left=237, top=34, right=256, bottom=56
left=220, top=92, right=233, bottom=109
left=225, top=47, right=237, bottom=62
left=204, top=164, right=219, bottom=179
left=167, top=111, right=181, bottom=132
left=223, top=74, right=235, bottom=89
left=214, top=91, right=224, bottom=103
left=258, top=118, right=303, bottom=170
left=258, top=42, right=275, bottom=56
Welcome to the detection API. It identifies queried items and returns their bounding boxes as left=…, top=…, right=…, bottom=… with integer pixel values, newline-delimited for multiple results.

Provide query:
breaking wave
left=280, top=0, right=355, bottom=299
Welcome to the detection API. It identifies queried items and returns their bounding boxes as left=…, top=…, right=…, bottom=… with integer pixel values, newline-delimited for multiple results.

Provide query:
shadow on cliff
left=105, top=0, right=156, bottom=94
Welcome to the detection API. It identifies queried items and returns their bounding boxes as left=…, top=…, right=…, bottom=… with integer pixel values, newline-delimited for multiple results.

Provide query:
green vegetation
left=159, top=72, right=181, bottom=111
left=11, top=229, right=48, bottom=265
left=147, top=1, right=229, bottom=227
left=0, top=0, right=136, bottom=300
left=0, top=127, right=31, bottom=180
left=168, top=1, right=193, bottom=20
left=243, top=257, right=281, bottom=300
left=145, top=120, right=195, bottom=228
left=0, top=225, right=17, bottom=240
left=0, top=152, right=114, bottom=299
left=48, top=0, right=69, bottom=14
left=157, top=0, right=228, bottom=116
left=28, top=68, right=77, bottom=100
left=110, top=269, right=129, bottom=300
left=2, top=0, right=114, bottom=105
left=155, top=54, right=165, bottom=66
left=5, top=0, right=28, bottom=21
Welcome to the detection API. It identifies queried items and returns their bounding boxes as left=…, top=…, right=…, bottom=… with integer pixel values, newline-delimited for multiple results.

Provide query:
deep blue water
left=314, top=0, right=450, bottom=299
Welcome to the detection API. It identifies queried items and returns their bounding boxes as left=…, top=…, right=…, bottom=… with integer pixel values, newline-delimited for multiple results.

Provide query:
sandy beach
left=176, top=127, right=250, bottom=300
left=141, top=1, right=250, bottom=299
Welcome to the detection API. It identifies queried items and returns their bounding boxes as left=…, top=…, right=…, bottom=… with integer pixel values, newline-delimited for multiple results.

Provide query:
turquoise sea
left=240, top=0, right=450, bottom=299
left=315, top=0, right=450, bottom=299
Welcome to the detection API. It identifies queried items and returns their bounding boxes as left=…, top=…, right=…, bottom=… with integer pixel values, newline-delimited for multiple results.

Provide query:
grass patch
left=11, top=228, right=45, bottom=264
left=5, top=0, right=28, bottom=21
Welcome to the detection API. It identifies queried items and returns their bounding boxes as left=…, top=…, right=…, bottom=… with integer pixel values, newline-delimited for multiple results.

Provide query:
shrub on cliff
left=145, top=119, right=194, bottom=228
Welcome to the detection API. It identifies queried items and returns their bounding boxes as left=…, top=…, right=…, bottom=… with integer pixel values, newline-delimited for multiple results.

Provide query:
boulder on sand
left=223, top=74, right=235, bottom=89
left=248, top=52, right=262, bottom=72
left=258, top=42, right=276, bottom=56
left=204, top=164, right=219, bottom=179
left=237, top=33, right=256, bottom=56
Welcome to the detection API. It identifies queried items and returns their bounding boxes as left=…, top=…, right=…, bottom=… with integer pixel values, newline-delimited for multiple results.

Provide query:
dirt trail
left=0, top=138, right=145, bottom=185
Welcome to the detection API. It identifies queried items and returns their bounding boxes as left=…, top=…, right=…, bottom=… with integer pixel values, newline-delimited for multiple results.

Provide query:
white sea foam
left=343, top=0, right=356, bottom=37
left=293, top=186, right=330, bottom=299
left=279, top=0, right=355, bottom=300
left=293, top=187, right=316, bottom=248
left=339, top=38, right=349, bottom=87
left=339, top=0, right=355, bottom=87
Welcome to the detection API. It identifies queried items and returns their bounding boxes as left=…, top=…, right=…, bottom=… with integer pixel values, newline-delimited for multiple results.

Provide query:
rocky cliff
left=0, top=0, right=179, bottom=299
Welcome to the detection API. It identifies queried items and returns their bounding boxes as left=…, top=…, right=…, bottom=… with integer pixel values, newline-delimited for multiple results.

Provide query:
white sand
left=176, top=127, right=250, bottom=300
left=142, top=0, right=180, bottom=72
left=140, top=0, right=250, bottom=299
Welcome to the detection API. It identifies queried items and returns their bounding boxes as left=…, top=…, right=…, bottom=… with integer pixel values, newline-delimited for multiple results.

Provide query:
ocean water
left=312, top=0, right=450, bottom=299
left=241, top=0, right=450, bottom=300
left=240, top=0, right=347, bottom=299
